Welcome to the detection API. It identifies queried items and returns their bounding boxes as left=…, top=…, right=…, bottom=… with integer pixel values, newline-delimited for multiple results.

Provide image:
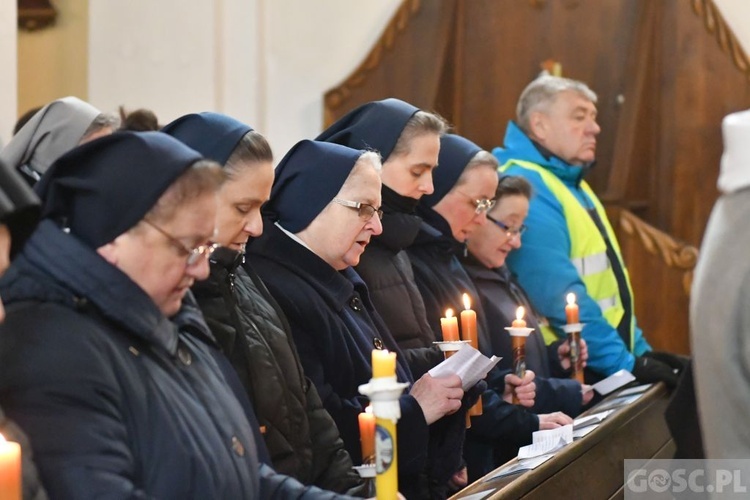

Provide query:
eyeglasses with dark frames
left=332, top=198, right=384, bottom=221
left=143, top=219, right=218, bottom=266
left=486, top=214, right=527, bottom=238
left=454, top=190, right=496, bottom=214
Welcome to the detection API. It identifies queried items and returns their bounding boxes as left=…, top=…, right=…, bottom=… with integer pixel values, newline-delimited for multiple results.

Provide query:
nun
left=247, top=139, right=466, bottom=499
left=407, top=133, right=573, bottom=480
left=1, top=96, right=117, bottom=185
left=164, top=112, right=365, bottom=495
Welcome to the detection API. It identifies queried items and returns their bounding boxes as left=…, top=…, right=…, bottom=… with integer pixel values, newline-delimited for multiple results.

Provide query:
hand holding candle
left=507, top=306, right=531, bottom=405
left=0, top=433, right=21, bottom=500
left=565, top=293, right=584, bottom=383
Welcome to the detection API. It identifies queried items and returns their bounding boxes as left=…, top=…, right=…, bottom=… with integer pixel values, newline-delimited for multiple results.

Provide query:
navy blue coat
left=247, top=222, right=432, bottom=497
left=461, top=259, right=583, bottom=417
left=0, top=220, right=352, bottom=499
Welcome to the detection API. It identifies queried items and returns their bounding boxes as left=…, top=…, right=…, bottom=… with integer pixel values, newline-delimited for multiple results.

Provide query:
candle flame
left=515, top=306, right=525, bottom=321
left=446, top=308, right=454, bottom=319
left=0, top=433, right=5, bottom=443
left=365, top=404, right=373, bottom=414
left=462, top=293, right=471, bottom=310
left=566, top=292, right=576, bottom=305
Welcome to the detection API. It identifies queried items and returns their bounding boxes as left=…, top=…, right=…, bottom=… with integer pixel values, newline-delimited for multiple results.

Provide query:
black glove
left=643, top=350, right=690, bottom=372
left=462, top=380, right=488, bottom=410
left=632, top=355, right=680, bottom=388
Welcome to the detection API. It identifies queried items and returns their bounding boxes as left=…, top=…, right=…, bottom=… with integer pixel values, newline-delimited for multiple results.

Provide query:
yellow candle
left=375, top=416, right=398, bottom=500
left=358, top=406, right=376, bottom=464
left=565, top=293, right=579, bottom=324
left=372, top=349, right=396, bottom=378
left=512, top=306, right=526, bottom=328
left=0, top=433, right=21, bottom=500
left=440, top=308, right=459, bottom=342
left=459, top=294, right=478, bottom=348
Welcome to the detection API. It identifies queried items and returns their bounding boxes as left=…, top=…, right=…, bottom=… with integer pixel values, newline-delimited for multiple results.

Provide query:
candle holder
left=505, top=326, right=534, bottom=404
left=359, top=376, right=409, bottom=500
left=432, top=340, right=470, bottom=358
left=562, top=323, right=585, bottom=383
left=353, top=464, right=377, bottom=497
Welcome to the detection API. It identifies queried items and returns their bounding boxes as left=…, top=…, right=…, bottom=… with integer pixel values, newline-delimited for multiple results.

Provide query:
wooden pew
left=451, top=384, right=674, bottom=500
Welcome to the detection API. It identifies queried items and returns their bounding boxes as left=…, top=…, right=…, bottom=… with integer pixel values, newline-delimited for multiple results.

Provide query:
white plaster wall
left=714, top=0, right=750, bottom=56
left=262, top=0, right=401, bottom=157
left=0, top=1, right=17, bottom=145
left=88, top=0, right=401, bottom=160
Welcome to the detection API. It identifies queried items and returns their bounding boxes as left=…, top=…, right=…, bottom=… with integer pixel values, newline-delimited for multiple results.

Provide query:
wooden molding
left=619, top=209, right=698, bottom=294
left=323, top=0, right=421, bottom=119
left=691, top=0, right=750, bottom=79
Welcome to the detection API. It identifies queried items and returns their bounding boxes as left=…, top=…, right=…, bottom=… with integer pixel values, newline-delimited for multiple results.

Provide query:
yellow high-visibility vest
left=501, top=159, right=636, bottom=351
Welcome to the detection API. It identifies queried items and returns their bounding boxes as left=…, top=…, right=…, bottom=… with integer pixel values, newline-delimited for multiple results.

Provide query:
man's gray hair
left=516, top=74, right=597, bottom=133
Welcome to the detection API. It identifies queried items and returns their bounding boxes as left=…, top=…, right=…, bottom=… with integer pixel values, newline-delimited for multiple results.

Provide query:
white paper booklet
left=427, top=344, right=501, bottom=390
left=592, top=369, right=636, bottom=395
left=517, top=424, right=573, bottom=459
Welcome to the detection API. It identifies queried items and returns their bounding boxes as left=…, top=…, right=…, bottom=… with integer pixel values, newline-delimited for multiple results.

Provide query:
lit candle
left=460, top=293, right=482, bottom=419
left=512, top=306, right=526, bottom=328
left=358, top=406, right=376, bottom=464
left=440, top=308, right=460, bottom=342
left=372, top=349, right=396, bottom=379
left=0, top=433, right=21, bottom=500
left=565, top=293, right=584, bottom=383
left=460, top=294, right=477, bottom=348
left=565, top=293, right=579, bottom=324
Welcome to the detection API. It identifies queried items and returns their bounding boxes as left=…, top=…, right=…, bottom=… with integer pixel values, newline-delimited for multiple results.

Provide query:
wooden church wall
left=324, top=0, right=750, bottom=354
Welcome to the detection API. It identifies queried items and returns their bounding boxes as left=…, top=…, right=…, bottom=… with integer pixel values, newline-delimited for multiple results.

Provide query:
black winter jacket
left=193, top=247, right=364, bottom=494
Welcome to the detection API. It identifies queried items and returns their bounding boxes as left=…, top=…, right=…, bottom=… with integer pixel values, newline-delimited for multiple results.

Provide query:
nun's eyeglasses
left=487, top=214, right=527, bottom=238
left=333, top=198, right=384, bottom=221
left=143, top=219, right=218, bottom=266
left=455, top=190, right=496, bottom=214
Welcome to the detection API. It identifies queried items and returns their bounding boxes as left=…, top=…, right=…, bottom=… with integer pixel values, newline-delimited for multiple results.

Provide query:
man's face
left=99, top=192, right=217, bottom=317
left=531, top=91, right=600, bottom=166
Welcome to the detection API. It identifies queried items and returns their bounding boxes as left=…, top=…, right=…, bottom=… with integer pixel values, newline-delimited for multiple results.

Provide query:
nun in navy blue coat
left=247, top=140, right=470, bottom=499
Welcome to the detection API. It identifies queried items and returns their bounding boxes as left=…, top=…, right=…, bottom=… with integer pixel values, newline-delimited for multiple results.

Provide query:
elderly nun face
left=380, top=132, right=440, bottom=200
left=433, top=161, right=499, bottom=243
left=297, top=152, right=384, bottom=270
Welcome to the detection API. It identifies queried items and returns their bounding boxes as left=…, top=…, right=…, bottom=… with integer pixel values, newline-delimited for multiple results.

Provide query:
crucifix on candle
left=505, top=306, right=534, bottom=405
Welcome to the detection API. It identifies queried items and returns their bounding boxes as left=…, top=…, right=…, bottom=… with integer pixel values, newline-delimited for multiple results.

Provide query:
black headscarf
left=264, top=140, right=364, bottom=233
left=420, top=133, right=482, bottom=208
left=161, top=112, right=252, bottom=166
left=316, top=98, right=419, bottom=161
left=36, top=131, right=204, bottom=249
left=0, top=158, right=40, bottom=257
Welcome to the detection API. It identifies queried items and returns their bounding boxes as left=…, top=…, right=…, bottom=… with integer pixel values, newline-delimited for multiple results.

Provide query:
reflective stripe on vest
left=501, top=159, right=636, bottom=351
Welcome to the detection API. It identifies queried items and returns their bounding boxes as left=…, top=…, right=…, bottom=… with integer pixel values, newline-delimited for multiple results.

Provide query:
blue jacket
left=0, top=220, right=351, bottom=499
left=493, top=122, right=650, bottom=375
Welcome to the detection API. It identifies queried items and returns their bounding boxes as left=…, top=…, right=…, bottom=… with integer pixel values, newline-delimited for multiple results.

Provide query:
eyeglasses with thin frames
left=487, top=214, right=527, bottom=238
left=454, top=190, right=496, bottom=214
left=332, top=198, right=383, bottom=221
left=142, top=219, right=218, bottom=266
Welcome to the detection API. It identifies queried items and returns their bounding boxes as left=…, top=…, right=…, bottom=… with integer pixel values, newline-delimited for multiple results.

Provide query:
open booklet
left=427, top=344, right=501, bottom=390
left=517, top=425, right=574, bottom=460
